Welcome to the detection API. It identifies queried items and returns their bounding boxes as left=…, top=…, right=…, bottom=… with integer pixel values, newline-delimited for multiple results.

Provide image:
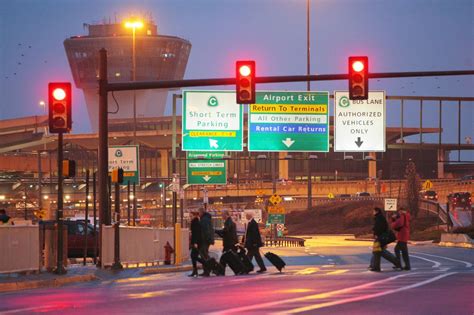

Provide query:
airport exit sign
left=248, top=91, right=329, bottom=152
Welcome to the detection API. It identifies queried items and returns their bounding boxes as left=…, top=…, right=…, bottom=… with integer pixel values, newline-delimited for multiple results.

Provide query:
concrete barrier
left=0, top=225, right=40, bottom=274
left=101, top=226, right=190, bottom=267
left=439, top=233, right=473, bottom=249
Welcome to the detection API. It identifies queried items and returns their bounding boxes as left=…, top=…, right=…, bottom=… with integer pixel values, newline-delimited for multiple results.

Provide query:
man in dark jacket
left=370, top=207, right=401, bottom=272
left=243, top=212, right=266, bottom=273
left=391, top=207, right=411, bottom=270
left=189, top=211, right=205, bottom=277
left=199, top=207, right=214, bottom=277
left=220, top=210, right=238, bottom=252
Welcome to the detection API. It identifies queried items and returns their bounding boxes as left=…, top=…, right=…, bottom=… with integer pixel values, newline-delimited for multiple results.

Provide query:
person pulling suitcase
left=242, top=211, right=267, bottom=273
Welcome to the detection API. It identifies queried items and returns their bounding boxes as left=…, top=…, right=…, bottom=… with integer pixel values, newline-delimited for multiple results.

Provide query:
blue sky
left=0, top=0, right=472, bottom=158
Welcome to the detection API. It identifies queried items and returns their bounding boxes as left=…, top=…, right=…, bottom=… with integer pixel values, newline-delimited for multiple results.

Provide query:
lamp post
left=124, top=20, right=143, bottom=144
left=39, top=100, right=46, bottom=114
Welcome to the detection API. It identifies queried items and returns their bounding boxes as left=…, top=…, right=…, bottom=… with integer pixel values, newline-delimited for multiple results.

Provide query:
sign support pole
left=172, top=94, right=180, bottom=264
left=112, top=182, right=122, bottom=270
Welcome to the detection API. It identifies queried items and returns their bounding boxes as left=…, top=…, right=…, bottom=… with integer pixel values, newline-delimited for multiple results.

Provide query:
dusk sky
left=0, top=0, right=472, bottom=158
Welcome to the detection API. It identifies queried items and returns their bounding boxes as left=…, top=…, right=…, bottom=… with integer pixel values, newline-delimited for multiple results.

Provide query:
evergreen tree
left=405, top=159, right=421, bottom=217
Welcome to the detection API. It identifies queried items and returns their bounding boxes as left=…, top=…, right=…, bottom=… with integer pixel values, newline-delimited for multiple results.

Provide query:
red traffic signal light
left=48, top=82, right=72, bottom=133
left=348, top=56, right=368, bottom=100
left=236, top=60, right=255, bottom=104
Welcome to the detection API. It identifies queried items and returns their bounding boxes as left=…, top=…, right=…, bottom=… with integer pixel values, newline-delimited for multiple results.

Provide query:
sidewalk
left=0, top=263, right=194, bottom=294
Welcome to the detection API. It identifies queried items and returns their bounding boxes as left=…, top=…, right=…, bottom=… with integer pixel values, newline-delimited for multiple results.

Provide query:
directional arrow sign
left=186, top=151, right=227, bottom=185
left=282, top=138, right=295, bottom=148
left=248, top=91, right=329, bottom=152
left=355, top=137, right=363, bottom=148
left=182, top=91, right=243, bottom=151
left=334, top=91, right=386, bottom=152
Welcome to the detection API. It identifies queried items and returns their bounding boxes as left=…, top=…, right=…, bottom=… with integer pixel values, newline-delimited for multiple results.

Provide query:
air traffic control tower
left=64, top=20, right=191, bottom=131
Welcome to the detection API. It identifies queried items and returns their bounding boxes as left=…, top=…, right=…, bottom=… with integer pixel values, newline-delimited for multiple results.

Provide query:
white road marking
left=412, top=252, right=472, bottom=268
left=206, top=273, right=414, bottom=314
left=276, top=272, right=457, bottom=314
left=1, top=306, right=55, bottom=314
left=411, top=255, right=441, bottom=268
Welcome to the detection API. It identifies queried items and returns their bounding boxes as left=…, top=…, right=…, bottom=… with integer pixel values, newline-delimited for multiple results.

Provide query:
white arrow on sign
left=209, top=139, right=219, bottom=149
left=282, top=138, right=295, bottom=148
left=203, top=175, right=211, bottom=182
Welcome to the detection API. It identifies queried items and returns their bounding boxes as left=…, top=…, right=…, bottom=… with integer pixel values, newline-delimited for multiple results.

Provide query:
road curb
left=438, top=233, right=474, bottom=249
left=0, top=274, right=97, bottom=293
left=141, top=265, right=194, bottom=275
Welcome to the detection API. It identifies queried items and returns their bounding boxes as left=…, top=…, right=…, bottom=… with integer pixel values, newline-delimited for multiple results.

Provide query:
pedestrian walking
left=219, top=210, right=238, bottom=252
left=199, top=207, right=214, bottom=277
left=391, top=207, right=411, bottom=271
left=189, top=211, right=205, bottom=277
left=370, top=207, right=401, bottom=272
left=243, top=211, right=267, bottom=273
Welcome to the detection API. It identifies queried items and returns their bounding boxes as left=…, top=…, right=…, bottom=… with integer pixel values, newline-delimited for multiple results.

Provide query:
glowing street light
left=124, top=19, right=144, bottom=144
left=124, top=20, right=144, bottom=29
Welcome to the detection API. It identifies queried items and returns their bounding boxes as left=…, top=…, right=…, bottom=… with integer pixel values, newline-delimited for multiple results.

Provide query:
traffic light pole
left=55, top=132, right=66, bottom=274
left=98, top=49, right=109, bottom=268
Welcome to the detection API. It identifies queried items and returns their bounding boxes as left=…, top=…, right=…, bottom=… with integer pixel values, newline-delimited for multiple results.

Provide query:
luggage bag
left=204, top=258, right=225, bottom=276
left=220, top=250, right=245, bottom=275
left=264, top=252, right=286, bottom=272
left=237, top=247, right=254, bottom=274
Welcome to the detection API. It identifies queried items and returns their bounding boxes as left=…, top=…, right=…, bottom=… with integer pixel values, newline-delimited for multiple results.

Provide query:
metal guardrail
left=265, top=236, right=305, bottom=247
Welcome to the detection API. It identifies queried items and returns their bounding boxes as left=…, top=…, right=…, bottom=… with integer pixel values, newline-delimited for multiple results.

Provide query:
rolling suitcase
left=264, top=252, right=286, bottom=272
left=236, top=247, right=254, bottom=274
left=220, top=250, right=245, bottom=275
left=204, top=258, right=225, bottom=276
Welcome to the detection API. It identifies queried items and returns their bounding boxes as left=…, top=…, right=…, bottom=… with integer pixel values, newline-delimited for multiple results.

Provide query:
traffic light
left=48, top=82, right=72, bottom=133
left=111, top=168, right=124, bottom=184
left=236, top=60, right=255, bottom=104
left=62, top=159, right=76, bottom=178
left=348, top=56, right=368, bottom=100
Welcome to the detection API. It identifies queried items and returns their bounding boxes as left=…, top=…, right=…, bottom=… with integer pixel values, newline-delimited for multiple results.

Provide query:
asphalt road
left=1, top=237, right=473, bottom=315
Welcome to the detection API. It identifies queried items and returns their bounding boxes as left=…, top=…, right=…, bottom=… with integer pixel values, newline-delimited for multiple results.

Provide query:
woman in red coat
left=391, top=207, right=411, bottom=270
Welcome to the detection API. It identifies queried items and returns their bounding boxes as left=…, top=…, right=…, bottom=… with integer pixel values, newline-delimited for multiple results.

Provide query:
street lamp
left=39, top=100, right=46, bottom=114
left=124, top=19, right=144, bottom=144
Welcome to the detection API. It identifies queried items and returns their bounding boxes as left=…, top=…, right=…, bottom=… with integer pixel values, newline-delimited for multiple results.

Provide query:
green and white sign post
left=186, top=151, right=227, bottom=185
left=108, top=145, right=140, bottom=185
left=248, top=91, right=329, bottom=152
left=182, top=91, right=243, bottom=151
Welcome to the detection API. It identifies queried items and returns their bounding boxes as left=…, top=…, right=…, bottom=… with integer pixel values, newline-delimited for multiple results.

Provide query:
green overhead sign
left=186, top=151, right=227, bottom=185
left=182, top=91, right=243, bottom=151
left=248, top=91, right=329, bottom=152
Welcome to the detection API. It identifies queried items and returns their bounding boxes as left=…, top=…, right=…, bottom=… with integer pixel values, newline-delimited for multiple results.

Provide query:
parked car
left=40, top=220, right=98, bottom=258
left=447, top=192, right=472, bottom=210
left=356, top=192, right=371, bottom=197
left=420, top=190, right=438, bottom=201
